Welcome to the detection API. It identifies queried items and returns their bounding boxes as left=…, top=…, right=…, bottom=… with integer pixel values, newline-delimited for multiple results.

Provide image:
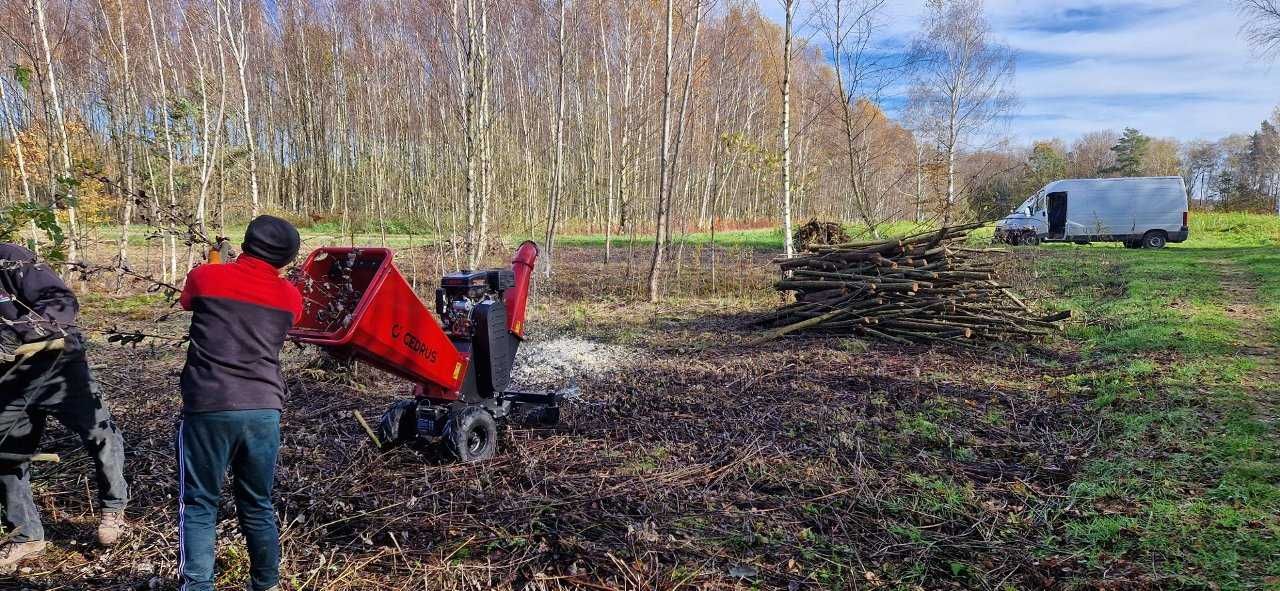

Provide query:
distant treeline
left=965, top=116, right=1280, bottom=220
left=0, top=0, right=1275, bottom=279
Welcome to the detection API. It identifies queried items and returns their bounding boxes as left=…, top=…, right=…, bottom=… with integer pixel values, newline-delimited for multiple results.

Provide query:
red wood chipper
left=287, top=241, right=558, bottom=461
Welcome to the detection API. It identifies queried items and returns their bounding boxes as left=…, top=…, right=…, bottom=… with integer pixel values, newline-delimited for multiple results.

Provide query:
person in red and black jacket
left=176, top=216, right=302, bottom=591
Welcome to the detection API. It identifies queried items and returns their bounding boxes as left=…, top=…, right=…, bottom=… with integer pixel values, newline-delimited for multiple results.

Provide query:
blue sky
left=763, top=0, right=1280, bottom=145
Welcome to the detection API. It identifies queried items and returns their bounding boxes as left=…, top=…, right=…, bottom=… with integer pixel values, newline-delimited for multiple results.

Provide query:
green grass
left=85, top=218, right=966, bottom=252
left=1186, top=211, right=1280, bottom=247
left=1236, top=246, right=1280, bottom=343
left=79, top=292, right=171, bottom=320
left=546, top=227, right=784, bottom=249
left=535, top=220, right=934, bottom=250
left=1035, top=212, right=1280, bottom=589
left=1041, top=249, right=1237, bottom=356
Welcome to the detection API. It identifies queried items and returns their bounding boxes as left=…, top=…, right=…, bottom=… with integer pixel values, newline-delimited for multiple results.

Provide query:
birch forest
left=0, top=0, right=958, bottom=274
left=1, top=0, right=1276, bottom=285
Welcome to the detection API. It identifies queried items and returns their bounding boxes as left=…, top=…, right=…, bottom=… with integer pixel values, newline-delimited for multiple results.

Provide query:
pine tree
left=1106, top=128, right=1151, bottom=177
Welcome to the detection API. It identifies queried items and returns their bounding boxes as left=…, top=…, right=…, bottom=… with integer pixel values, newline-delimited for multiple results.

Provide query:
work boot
left=0, top=540, right=47, bottom=572
left=97, top=511, right=125, bottom=546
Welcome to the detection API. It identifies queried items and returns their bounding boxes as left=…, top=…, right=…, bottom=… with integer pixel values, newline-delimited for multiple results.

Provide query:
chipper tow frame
left=287, top=241, right=558, bottom=461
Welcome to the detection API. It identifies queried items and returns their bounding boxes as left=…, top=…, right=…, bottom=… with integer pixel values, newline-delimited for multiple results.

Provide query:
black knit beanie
left=241, top=215, right=301, bottom=268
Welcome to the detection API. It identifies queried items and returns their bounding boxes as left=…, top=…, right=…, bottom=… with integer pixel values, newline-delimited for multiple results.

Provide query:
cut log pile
left=792, top=219, right=851, bottom=253
left=758, top=223, right=1070, bottom=347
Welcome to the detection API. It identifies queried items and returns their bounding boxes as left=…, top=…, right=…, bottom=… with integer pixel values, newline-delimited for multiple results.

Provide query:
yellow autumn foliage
left=2, top=119, right=118, bottom=226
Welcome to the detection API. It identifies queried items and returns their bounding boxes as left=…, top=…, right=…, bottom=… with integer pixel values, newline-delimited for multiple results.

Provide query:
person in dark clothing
left=0, top=244, right=129, bottom=571
left=177, top=216, right=302, bottom=591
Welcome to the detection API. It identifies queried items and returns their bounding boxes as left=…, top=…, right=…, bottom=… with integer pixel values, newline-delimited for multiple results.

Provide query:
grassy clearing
left=1236, top=246, right=1280, bottom=342
left=38, top=213, right=1280, bottom=589
left=78, top=292, right=171, bottom=321
left=1186, top=211, right=1280, bottom=247
left=1034, top=212, right=1280, bottom=589
left=92, top=219, right=944, bottom=252
left=520, top=219, right=931, bottom=250
left=547, top=227, right=783, bottom=249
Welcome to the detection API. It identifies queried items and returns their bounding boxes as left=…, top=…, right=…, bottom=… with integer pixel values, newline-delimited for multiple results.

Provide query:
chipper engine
left=287, top=241, right=557, bottom=461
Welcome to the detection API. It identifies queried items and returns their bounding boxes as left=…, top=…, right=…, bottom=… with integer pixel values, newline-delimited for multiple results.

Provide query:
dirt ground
left=1, top=244, right=1100, bottom=590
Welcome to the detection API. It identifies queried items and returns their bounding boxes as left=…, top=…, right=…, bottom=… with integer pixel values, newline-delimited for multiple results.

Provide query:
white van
left=994, top=177, right=1189, bottom=248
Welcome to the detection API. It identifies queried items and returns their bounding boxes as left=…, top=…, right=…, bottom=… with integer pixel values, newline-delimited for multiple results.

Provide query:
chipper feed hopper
left=287, top=241, right=557, bottom=461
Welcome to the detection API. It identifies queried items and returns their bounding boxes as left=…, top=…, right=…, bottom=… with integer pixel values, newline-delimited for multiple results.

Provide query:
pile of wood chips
left=758, top=223, right=1070, bottom=348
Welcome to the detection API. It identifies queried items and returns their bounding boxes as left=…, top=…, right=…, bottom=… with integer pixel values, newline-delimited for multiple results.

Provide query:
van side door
left=1047, top=191, right=1068, bottom=239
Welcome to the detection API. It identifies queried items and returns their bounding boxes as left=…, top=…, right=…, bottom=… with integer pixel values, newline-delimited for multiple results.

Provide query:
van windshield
left=1013, top=194, right=1037, bottom=215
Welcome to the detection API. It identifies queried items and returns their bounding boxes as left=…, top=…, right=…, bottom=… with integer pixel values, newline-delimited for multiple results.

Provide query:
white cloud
left=772, top=0, right=1280, bottom=143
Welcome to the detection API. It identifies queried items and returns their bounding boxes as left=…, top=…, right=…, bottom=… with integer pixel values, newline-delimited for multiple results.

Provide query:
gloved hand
left=208, top=238, right=237, bottom=264
left=11, top=337, right=65, bottom=357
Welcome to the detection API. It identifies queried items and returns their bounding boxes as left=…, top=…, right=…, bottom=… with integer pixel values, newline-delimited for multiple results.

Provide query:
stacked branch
left=758, top=223, right=1069, bottom=347
left=792, top=219, right=852, bottom=253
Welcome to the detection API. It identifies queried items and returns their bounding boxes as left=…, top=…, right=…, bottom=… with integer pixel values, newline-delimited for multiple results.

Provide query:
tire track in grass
left=1051, top=249, right=1280, bottom=589
left=1215, top=261, right=1280, bottom=430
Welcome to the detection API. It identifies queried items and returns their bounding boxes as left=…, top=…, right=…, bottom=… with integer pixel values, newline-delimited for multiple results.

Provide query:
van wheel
left=1142, top=231, right=1167, bottom=249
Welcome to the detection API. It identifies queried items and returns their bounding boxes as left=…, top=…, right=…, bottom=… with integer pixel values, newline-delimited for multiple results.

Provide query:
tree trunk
left=599, top=4, right=615, bottom=264
left=780, top=0, right=795, bottom=259
left=544, top=0, right=567, bottom=277
left=145, top=0, right=180, bottom=282
left=646, top=0, right=674, bottom=302
left=219, top=0, right=262, bottom=217
left=33, top=0, right=80, bottom=266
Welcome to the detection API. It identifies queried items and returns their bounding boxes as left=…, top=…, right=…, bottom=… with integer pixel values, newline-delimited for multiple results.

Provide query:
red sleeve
left=180, top=267, right=201, bottom=310
left=289, top=284, right=303, bottom=325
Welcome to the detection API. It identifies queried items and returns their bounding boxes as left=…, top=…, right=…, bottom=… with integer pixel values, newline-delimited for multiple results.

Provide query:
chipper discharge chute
left=287, top=241, right=557, bottom=461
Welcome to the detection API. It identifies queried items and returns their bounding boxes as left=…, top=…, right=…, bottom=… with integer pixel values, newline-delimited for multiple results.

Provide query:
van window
left=1014, top=201, right=1029, bottom=215
left=1015, top=193, right=1039, bottom=215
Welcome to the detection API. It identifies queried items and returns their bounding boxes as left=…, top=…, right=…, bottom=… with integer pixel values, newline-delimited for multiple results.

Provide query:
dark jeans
left=0, top=348, right=128, bottom=543
left=177, top=409, right=281, bottom=591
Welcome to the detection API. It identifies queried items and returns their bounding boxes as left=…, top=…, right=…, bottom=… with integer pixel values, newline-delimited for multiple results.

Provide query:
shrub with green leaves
left=0, top=202, right=67, bottom=261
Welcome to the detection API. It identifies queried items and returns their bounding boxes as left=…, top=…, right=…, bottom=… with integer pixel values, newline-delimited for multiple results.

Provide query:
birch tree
left=0, top=70, right=32, bottom=207
left=32, top=0, right=79, bottom=263
left=145, top=0, right=180, bottom=281
left=820, top=0, right=914, bottom=232
left=779, top=0, right=795, bottom=258
left=646, top=0, right=674, bottom=302
left=453, top=0, right=492, bottom=268
left=910, top=0, right=1015, bottom=221
left=218, top=0, right=261, bottom=217
left=544, top=0, right=566, bottom=277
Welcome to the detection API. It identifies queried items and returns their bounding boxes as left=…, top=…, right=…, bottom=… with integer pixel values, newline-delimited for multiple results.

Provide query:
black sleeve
left=0, top=244, right=78, bottom=342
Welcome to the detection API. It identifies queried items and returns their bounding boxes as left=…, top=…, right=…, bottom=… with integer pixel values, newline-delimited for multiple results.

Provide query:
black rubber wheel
left=377, top=399, right=419, bottom=446
left=1142, top=231, right=1167, bottom=249
left=443, top=406, right=498, bottom=462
